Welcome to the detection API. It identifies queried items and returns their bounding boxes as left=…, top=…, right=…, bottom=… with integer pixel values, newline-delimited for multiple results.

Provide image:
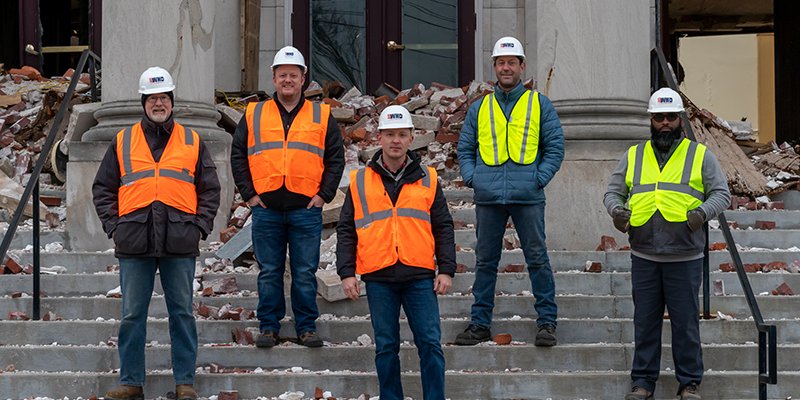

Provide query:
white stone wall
left=480, top=0, right=531, bottom=82
left=259, top=0, right=289, bottom=94
left=214, top=0, right=243, bottom=92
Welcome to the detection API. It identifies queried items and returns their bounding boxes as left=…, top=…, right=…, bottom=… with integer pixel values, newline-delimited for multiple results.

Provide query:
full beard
left=650, top=124, right=683, bottom=151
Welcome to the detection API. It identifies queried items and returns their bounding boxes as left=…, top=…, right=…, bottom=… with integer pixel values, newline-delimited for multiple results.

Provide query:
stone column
left=68, top=0, right=233, bottom=251
left=534, top=0, right=651, bottom=250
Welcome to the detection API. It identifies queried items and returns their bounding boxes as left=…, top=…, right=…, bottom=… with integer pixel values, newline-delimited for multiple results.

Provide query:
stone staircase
left=1, top=190, right=800, bottom=399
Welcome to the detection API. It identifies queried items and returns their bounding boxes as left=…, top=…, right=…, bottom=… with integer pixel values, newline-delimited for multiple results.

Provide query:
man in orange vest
left=93, top=67, right=221, bottom=400
left=230, top=46, right=344, bottom=348
left=336, top=105, right=456, bottom=400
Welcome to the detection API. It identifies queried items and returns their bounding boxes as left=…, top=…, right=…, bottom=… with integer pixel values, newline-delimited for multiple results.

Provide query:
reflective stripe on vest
left=246, top=99, right=329, bottom=198
left=625, top=138, right=706, bottom=227
left=350, top=166, right=437, bottom=275
left=116, top=122, right=199, bottom=216
left=477, top=90, right=541, bottom=166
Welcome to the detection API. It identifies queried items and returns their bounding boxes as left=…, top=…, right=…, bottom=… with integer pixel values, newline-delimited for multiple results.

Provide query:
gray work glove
left=686, top=208, right=706, bottom=232
left=612, top=207, right=631, bottom=233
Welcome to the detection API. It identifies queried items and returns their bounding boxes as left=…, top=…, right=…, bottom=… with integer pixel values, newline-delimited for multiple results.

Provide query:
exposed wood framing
left=240, top=0, right=260, bottom=91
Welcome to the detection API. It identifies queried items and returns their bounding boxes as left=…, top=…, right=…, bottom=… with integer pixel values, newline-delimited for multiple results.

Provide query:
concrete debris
left=774, top=282, right=795, bottom=296
left=503, top=233, right=521, bottom=250
left=584, top=261, right=602, bottom=273
left=218, top=390, right=239, bottom=400
left=316, top=268, right=365, bottom=302
left=203, top=276, right=239, bottom=294
left=596, top=236, right=619, bottom=252
left=713, top=279, right=725, bottom=296
left=106, top=286, right=122, bottom=298
left=356, top=333, right=372, bottom=346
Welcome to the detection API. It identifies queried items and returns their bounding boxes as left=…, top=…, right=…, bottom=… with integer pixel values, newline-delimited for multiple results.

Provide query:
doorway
left=293, top=0, right=475, bottom=95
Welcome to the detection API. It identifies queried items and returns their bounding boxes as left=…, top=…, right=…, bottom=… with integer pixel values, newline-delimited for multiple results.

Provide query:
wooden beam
left=241, top=0, right=260, bottom=91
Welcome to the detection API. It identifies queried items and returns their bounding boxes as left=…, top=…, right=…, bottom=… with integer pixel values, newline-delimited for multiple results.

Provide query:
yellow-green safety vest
left=477, top=90, right=541, bottom=166
left=625, top=138, right=706, bottom=227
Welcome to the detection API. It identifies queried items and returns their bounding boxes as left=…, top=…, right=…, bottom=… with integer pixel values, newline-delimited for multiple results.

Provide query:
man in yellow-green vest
left=455, top=36, right=565, bottom=347
left=604, top=88, right=731, bottom=400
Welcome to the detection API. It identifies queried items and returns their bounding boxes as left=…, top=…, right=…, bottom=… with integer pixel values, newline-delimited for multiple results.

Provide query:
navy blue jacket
left=457, top=82, right=565, bottom=204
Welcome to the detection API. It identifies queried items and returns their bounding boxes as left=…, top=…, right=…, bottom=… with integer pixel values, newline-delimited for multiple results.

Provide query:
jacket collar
left=493, top=81, right=526, bottom=104
left=141, top=112, right=175, bottom=137
left=368, top=149, right=425, bottom=183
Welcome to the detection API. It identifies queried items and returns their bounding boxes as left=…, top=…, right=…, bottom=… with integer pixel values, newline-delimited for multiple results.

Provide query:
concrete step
left=0, top=230, right=68, bottom=250
left=3, top=343, right=799, bottom=373
left=4, top=270, right=799, bottom=298
left=723, top=209, right=800, bottom=229
left=709, top=228, right=800, bottom=249
left=3, top=318, right=800, bottom=346
left=6, top=251, right=220, bottom=274
left=3, top=293, right=796, bottom=321
left=0, top=370, right=796, bottom=400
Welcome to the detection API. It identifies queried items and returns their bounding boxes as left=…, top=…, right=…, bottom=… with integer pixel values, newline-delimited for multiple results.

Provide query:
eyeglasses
left=651, top=113, right=679, bottom=122
left=146, top=95, right=170, bottom=104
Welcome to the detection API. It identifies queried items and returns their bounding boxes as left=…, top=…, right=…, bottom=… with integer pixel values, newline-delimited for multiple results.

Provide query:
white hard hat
left=272, top=46, right=307, bottom=73
left=491, top=37, right=525, bottom=61
left=648, top=88, right=685, bottom=113
left=138, top=67, right=175, bottom=95
left=378, top=105, right=414, bottom=131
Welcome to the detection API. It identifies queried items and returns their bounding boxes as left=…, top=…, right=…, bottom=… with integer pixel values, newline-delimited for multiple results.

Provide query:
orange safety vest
left=350, top=166, right=438, bottom=275
left=245, top=99, right=329, bottom=198
left=116, top=122, right=199, bottom=216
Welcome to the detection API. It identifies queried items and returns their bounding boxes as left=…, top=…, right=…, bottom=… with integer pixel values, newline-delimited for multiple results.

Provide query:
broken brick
left=322, top=98, right=342, bottom=108
left=350, top=128, right=367, bottom=142
left=201, top=287, right=214, bottom=297
left=22, top=264, right=33, bottom=274
left=42, top=311, right=56, bottom=321
left=746, top=202, right=757, bottom=211
left=456, top=263, right=468, bottom=273
left=10, top=292, right=22, bottom=298
left=727, top=221, right=739, bottom=229
left=744, top=263, right=761, bottom=273
left=776, top=282, right=795, bottom=296
left=763, top=261, right=787, bottom=272
left=239, top=309, right=256, bottom=320
left=754, top=220, right=776, bottom=230
left=231, top=328, right=254, bottom=345
left=435, top=132, right=460, bottom=143
left=503, top=264, right=525, bottom=273
left=712, top=279, right=724, bottom=296
left=315, top=387, right=324, bottom=399
left=789, top=260, right=800, bottom=274
left=709, top=242, right=727, bottom=251
left=220, top=226, right=239, bottom=243
left=4, top=257, right=22, bottom=274
left=503, top=233, right=521, bottom=250
left=493, top=333, right=512, bottom=345
left=453, top=220, right=466, bottom=230
left=8, top=311, right=28, bottom=321
left=719, top=263, right=735, bottom=272
left=203, top=276, right=239, bottom=294
left=45, top=213, right=59, bottom=229
left=107, top=265, right=120, bottom=272
left=584, top=262, right=602, bottom=273
left=766, top=201, right=785, bottom=210
left=39, top=195, right=62, bottom=207
left=209, top=362, right=225, bottom=373
left=599, top=236, right=619, bottom=252
left=218, top=391, right=238, bottom=400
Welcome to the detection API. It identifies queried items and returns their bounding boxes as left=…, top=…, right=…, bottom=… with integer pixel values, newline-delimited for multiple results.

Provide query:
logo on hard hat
left=387, top=113, right=404, bottom=120
left=658, top=97, right=674, bottom=104
left=500, top=43, right=514, bottom=48
left=285, top=52, right=294, bottom=57
left=149, top=76, right=165, bottom=84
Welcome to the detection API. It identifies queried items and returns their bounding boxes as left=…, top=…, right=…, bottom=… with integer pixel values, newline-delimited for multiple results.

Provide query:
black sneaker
left=624, top=386, right=653, bottom=400
left=297, top=330, right=324, bottom=347
left=454, top=324, right=491, bottom=345
left=534, top=323, right=557, bottom=346
left=255, top=330, right=279, bottom=348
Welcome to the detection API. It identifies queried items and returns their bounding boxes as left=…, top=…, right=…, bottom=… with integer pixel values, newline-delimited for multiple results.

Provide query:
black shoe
left=255, top=330, right=279, bottom=348
left=297, top=330, right=324, bottom=347
left=534, top=323, right=557, bottom=346
left=680, top=383, right=701, bottom=400
left=624, top=386, right=654, bottom=400
left=454, top=324, right=491, bottom=345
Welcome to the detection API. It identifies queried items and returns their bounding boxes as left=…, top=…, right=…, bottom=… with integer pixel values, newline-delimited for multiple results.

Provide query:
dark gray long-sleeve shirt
left=604, top=141, right=731, bottom=262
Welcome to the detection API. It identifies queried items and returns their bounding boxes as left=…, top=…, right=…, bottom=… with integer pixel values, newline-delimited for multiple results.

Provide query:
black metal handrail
left=652, top=46, right=777, bottom=399
left=0, top=49, right=101, bottom=320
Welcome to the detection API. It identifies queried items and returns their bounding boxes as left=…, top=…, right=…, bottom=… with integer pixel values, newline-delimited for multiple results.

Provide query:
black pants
left=630, top=255, right=703, bottom=394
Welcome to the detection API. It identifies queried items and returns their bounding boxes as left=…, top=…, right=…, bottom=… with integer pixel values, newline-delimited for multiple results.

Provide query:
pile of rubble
left=0, top=63, right=94, bottom=225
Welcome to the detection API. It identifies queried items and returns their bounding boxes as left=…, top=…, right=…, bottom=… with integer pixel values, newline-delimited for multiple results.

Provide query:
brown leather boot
left=176, top=384, right=198, bottom=400
left=103, top=385, right=144, bottom=400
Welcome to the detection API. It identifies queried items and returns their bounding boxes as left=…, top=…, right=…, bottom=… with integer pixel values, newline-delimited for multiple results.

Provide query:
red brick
left=744, top=263, right=761, bottom=273
left=220, top=226, right=238, bottom=243
left=22, top=264, right=33, bottom=274
left=584, top=262, right=602, bottom=273
left=719, top=262, right=735, bottom=272
left=10, top=68, right=38, bottom=80
left=436, top=132, right=460, bottom=143
left=13, top=75, right=21, bottom=84
left=456, top=263, right=468, bottom=273
left=763, top=261, right=787, bottom=272
left=709, top=242, right=727, bottom=251
left=322, top=98, right=342, bottom=107
left=218, top=391, right=238, bottom=400
left=231, top=328, right=254, bottom=345
left=204, top=276, right=239, bottom=294
left=8, top=311, right=28, bottom=321
left=239, top=309, right=256, bottom=320
left=444, top=95, right=468, bottom=114
left=4, top=257, right=22, bottom=274
left=503, top=264, right=525, bottom=273
left=619, top=246, right=630, bottom=250
left=493, top=333, right=512, bottom=345
left=421, top=88, right=435, bottom=99
left=600, top=236, right=619, bottom=251
left=10, top=292, right=22, bottom=298
left=42, top=311, right=56, bottom=321
left=776, top=282, right=795, bottom=296
left=754, top=220, right=776, bottom=230
left=107, top=265, right=120, bottom=272
left=315, top=387, right=324, bottom=399
left=350, top=128, right=367, bottom=142
left=62, top=68, right=75, bottom=80
left=209, top=362, right=225, bottom=373
left=523, top=78, right=535, bottom=91
left=766, top=201, right=785, bottom=210
left=201, top=287, right=214, bottom=297
left=746, top=202, right=757, bottom=211
left=45, top=213, right=59, bottom=229
left=727, top=221, right=739, bottom=230
left=431, top=82, right=455, bottom=91
left=413, top=83, right=425, bottom=96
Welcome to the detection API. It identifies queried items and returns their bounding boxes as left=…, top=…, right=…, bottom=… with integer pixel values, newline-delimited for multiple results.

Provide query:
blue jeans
left=470, top=203, right=557, bottom=329
left=118, top=257, right=197, bottom=386
left=251, top=205, right=322, bottom=335
left=366, top=279, right=446, bottom=400
left=630, top=255, right=703, bottom=394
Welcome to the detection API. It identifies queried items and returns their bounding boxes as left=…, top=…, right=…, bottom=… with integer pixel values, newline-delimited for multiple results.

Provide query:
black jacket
left=336, top=150, right=457, bottom=283
left=92, top=113, right=221, bottom=258
left=230, top=96, right=345, bottom=210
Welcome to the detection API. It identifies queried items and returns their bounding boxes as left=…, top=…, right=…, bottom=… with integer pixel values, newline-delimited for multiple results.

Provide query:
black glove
left=612, top=207, right=631, bottom=233
left=686, top=208, right=706, bottom=232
